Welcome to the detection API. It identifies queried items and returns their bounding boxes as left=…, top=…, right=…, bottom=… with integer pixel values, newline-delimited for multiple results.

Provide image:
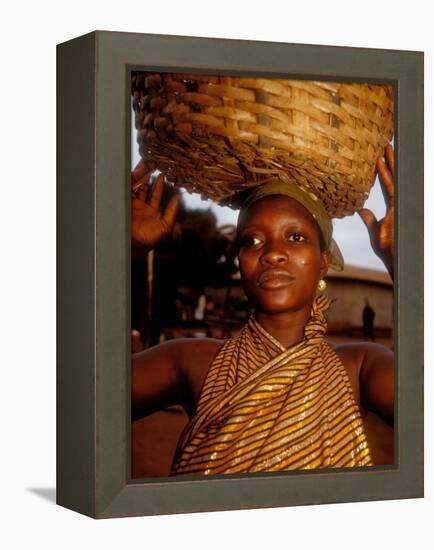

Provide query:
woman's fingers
left=131, top=169, right=179, bottom=246
left=376, top=156, right=394, bottom=208
left=131, top=159, right=147, bottom=184
left=161, top=193, right=181, bottom=231
left=132, top=171, right=150, bottom=193
left=358, top=208, right=379, bottom=244
left=137, top=188, right=147, bottom=201
left=148, top=173, right=165, bottom=211
left=385, top=143, right=394, bottom=177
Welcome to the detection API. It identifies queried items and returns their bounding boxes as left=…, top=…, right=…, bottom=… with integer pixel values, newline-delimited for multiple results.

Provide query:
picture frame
left=57, top=30, right=423, bottom=518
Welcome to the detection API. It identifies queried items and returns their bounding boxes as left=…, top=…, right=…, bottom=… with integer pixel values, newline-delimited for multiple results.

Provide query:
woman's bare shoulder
left=137, top=336, right=224, bottom=358
left=333, top=341, right=393, bottom=360
left=132, top=337, right=225, bottom=420
left=159, top=337, right=226, bottom=414
left=333, top=342, right=394, bottom=424
left=152, top=336, right=224, bottom=358
left=331, top=341, right=393, bottom=377
left=175, top=337, right=225, bottom=376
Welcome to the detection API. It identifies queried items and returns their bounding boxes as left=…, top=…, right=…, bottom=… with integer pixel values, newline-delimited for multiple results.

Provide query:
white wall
left=2, top=1, right=432, bottom=549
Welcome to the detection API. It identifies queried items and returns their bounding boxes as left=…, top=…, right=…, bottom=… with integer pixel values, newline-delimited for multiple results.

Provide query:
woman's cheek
left=294, top=248, right=322, bottom=268
left=239, top=251, right=258, bottom=276
left=300, top=259, right=317, bottom=268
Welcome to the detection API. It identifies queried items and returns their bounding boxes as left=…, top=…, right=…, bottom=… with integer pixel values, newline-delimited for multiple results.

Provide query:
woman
left=131, top=145, right=394, bottom=475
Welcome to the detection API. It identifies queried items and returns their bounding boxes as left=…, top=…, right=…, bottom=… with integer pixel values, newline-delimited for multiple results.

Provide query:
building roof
left=327, top=264, right=392, bottom=286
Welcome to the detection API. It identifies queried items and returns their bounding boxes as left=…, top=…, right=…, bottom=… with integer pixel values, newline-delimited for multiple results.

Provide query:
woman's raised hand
left=358, top=144, right=394, bottom=278
left=131, top=160, right=181, bottom=250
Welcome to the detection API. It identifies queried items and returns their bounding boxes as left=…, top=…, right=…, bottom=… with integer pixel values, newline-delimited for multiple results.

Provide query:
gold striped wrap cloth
left=170, top=295, right=372, bottom=475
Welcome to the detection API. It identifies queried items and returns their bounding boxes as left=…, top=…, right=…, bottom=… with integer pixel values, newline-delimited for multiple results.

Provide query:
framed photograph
left=57, top=31, right=423, bottom=518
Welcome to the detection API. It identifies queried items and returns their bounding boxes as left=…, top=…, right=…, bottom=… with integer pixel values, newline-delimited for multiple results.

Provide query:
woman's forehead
left=238, top=195, right=316, bottom=230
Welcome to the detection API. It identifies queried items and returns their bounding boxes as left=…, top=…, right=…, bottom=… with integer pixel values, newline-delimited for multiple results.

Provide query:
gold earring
left=317, top=279, right=327, bottom=293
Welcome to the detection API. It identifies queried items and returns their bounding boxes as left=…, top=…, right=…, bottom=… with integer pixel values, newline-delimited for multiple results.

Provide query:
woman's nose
left=259, top=244, right=288, bottom=265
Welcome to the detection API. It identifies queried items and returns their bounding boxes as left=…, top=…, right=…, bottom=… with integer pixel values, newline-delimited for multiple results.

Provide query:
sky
left=131, top=111, right=389, bottom=272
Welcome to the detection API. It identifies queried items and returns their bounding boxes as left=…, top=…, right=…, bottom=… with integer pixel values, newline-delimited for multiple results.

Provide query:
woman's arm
left=359, top=343, right=394, bottom=425
left=130, top=162, right=182, bottom=421
left=132, top=340, right=185, bottom=421
left=357, top=144, right=395, bottom=424
left=132, top=337, right=223, bottom=421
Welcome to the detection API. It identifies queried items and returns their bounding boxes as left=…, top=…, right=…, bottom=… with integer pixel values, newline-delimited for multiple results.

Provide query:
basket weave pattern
left=132, top=73, right=393, bottom=217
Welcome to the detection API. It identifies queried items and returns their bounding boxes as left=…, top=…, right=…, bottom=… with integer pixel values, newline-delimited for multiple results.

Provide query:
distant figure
left=362, top=299, right=376, bottom=341
left=194, top=294, right=207, bottom=321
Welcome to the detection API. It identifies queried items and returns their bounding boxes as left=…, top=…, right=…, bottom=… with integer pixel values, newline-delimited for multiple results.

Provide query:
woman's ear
left=320, top=249, right=330, bottom=279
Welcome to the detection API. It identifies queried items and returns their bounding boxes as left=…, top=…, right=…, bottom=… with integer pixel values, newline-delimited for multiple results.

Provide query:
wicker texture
left=132, top=72, right=393, bottom=217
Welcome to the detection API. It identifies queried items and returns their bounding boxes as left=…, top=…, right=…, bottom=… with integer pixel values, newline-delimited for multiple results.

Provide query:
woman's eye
left=288, top=233, right=306, bottom=242
left=241, top=235, right=263, bottom=247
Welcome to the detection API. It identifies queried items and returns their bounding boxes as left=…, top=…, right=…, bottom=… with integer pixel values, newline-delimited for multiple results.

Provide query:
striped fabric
left=170, top=295, right=372, bottom=475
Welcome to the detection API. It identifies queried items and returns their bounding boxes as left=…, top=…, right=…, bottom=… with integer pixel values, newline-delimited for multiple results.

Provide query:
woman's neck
left=254, top=304, right=312, bottom=348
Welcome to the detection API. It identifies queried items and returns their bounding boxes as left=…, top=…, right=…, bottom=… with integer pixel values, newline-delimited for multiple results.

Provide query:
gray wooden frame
left=57, top=31, right=424, bottom=519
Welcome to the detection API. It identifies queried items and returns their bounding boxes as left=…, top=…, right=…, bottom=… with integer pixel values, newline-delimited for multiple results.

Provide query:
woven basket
left=132, top=72, right=393, bottom=217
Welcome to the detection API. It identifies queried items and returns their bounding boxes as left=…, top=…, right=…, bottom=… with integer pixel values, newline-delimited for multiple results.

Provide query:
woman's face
left=237, top=195, right=329, bottom=315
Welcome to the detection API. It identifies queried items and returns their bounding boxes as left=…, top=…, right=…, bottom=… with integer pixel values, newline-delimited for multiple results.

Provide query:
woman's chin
left=255, top=299, right=309, bottom=316
left=244, top=285, right=315, bottom=316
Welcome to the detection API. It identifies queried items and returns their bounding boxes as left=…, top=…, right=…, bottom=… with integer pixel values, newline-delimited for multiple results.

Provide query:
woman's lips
left=257, top=269, right=295, bottom=289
